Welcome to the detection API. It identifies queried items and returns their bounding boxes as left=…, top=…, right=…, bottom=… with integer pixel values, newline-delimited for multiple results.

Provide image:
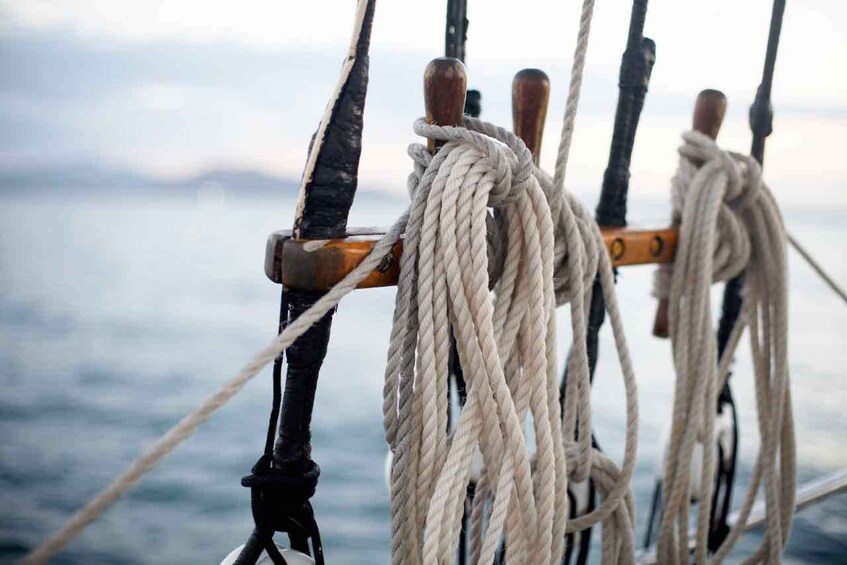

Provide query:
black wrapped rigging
left=233, top=1, right=377, bottom=563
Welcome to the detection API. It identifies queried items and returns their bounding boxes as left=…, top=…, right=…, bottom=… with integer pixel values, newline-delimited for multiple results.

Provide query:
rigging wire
left=710, top=0, right=786, bottom=548
left=786, top=233, right=847, bottom=306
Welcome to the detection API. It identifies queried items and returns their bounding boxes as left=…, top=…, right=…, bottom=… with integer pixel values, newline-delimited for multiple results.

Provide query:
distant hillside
left=182, top=169, right=297, bottom=192
left=0, top=164, right=300, bottom=194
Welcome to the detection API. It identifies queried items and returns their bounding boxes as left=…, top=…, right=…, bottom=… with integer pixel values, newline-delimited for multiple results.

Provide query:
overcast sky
left=1, top=0, right=845, bottom=207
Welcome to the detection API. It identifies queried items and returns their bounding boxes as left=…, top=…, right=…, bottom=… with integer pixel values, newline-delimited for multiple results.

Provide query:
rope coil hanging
left=381, top=113, right=639, bottom=564
left=384, top=117, right=565, bottom=565
left=381, top=0, right=640, bottom=561
left=653, top=130, right=796, bottom=564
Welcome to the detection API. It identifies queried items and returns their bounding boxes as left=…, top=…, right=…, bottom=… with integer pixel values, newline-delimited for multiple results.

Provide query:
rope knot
left=652, top=132, right=793, bottom=564
left=653, top=131, right=762, bottom=300
left=410, top=117, right=534, bottom=208
left=726, top=152, right=763, bottom=212
left=678, top=131, right=763, bottom=211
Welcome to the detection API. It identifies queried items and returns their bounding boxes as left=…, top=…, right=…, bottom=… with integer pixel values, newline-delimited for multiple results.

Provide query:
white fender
left=715, top=407, right=736, bottom=470
left=220, top=544, right=315, bottom=565
left=469, top=445, right=484, bottom=484
left=569, top=479, right=591, bottom=516
left=658, top=409, right=735, bottom=503
left=384, top=450, right=393, bottom=493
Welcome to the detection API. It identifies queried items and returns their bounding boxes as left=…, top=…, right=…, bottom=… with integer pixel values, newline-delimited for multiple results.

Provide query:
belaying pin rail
left=265, top=225, right=678, bottom=291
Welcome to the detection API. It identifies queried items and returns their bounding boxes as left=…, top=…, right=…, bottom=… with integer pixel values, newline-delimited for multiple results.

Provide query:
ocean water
left=0, top=189, right=845, bottom=564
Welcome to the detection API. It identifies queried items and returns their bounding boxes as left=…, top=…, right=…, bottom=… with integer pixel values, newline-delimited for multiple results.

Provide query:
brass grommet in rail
left=650, top=236, right=664, bottom=257
left=611, top=238, right=625, bottom=261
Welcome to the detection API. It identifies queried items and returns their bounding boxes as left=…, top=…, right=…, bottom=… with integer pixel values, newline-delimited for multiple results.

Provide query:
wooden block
left=270, top=226, right=678, bottom=291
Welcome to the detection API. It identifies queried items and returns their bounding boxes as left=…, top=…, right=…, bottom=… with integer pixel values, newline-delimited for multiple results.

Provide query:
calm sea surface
left=1, top=190, right=845, bottom=564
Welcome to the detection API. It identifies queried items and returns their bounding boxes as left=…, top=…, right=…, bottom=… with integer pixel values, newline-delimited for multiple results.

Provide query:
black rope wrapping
left=707, top=392, right=738, bottom=552
left=595, top=34, right=655, bottom=228
left=445, top=0, right=468, bottom=62
left=233, top=0, right=379, bottom=559
left=233, top=286, right=326, bottom=565
left=464, top=89, right=482, bottom=119
left=293, top=0, right=375, bottom=240
left=272, top=292, right=335, bottom=466
left=233, top=455, right=322, bottom=565
left=234, top=289, right=332, bottom=565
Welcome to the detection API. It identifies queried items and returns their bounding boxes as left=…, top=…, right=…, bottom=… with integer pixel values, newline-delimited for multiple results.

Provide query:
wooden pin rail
left=265, top=225, right=677, bottom=291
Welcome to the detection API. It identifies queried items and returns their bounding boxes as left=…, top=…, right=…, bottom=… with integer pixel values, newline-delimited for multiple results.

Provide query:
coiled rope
left=383, top=115, right=638, bottom=565
left=380, top=1, right=638, bottom=562
left=653, top=131, right=796, bottom=564
left=384, top=117, right=565, bottom=565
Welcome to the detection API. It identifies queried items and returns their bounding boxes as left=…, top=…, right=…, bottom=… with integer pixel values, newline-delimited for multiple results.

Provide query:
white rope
left=379, top=7, right=639, bottom=559
left=553, top=0, right=595, bottom=192
left=548, top=4, right=642, bottom=561
left=786, top=233, right=847, bottom=306
left=23, top=112, right=641, bottom=564
left=383, top=115, right=639, bottom=565
left=653, top=131, right=796, bottom=564
left=384, top=118, right=564, bottom=565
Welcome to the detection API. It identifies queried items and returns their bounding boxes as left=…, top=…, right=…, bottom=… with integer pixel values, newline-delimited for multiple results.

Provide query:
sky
left=1, top=0, right=845, bottom=207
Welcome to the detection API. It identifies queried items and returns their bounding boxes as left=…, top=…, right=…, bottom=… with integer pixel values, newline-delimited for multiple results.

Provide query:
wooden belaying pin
left=653, top=89, right=727, bottom=338
left=511, top=68, right=550, bottom=165
left=424, top=57, right=468, bottom=154
left=691, top=89, right=728, bottom=141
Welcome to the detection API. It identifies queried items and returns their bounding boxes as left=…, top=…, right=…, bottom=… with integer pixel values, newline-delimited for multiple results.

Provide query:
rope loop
left=383, top=110, right=640, bottom=564
left=654, top=131, right=766, bottom=300
left=653, top=131, right=795, bottom=564
left=411, top=117, right=536, bottom=208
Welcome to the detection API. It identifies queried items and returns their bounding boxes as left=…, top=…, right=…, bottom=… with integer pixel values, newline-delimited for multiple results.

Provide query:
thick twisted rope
left=552, top=0, right=595, bottom=192
left=549, top=2, right=641, bottom=560
left=383, top=118, right=563, bottom=565
left=653, top=131, right=796, bottom=564
left=441, top=5, right=637, bottom=556
left=383, top=116, right=639, bottom=565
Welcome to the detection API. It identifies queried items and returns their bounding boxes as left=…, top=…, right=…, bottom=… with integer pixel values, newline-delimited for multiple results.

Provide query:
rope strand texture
left=383, top=117, right=639, bottom=565
left=552, top=0, right=595, bottom=192
left=653, top=131, right=796, bottom=564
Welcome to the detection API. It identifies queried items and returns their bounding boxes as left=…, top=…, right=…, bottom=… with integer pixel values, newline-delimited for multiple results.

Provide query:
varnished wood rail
left=265, top=225, right=677, bottom=291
